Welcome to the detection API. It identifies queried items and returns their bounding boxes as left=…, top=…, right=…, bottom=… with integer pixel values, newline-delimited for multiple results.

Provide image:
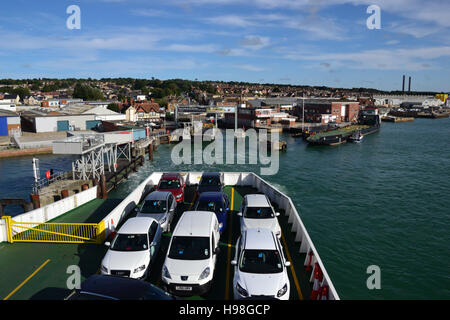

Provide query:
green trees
left=73, top=83, right=105, bottom=101
left=107, top=103, right=120, bottom=113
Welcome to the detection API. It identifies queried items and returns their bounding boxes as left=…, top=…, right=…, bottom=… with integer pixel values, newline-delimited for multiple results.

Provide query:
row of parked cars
left=67, top=172, right=291, bottom=300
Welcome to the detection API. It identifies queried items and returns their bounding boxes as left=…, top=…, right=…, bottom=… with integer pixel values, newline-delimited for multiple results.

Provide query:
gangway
left=52, top=132, right=134, bottom=181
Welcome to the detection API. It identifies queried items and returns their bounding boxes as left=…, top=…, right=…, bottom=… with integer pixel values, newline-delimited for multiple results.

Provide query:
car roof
left=144, top=191, right=171, bottom=201
left=197, top=191, right=224, bottom=201
left=79, top=275, right=170, bottom=300
left=173, top=211, right=216, bottom=237
left=118, top=217, right=157, bottom=234
left=244, top=228, right=277, bottom=250
left=245, top=194, right=270, bottom=207
left=161, top=173, right=181, bottom=180
left=201, top=172, right=221, bottom=178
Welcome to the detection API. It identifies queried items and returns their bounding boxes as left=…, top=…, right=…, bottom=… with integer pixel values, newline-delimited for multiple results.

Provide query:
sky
left=0, top=0, right=449, bottom=92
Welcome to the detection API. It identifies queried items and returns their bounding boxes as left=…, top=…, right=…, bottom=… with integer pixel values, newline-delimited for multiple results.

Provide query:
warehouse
left=20, top=113, right=98, bottom=133
left=0, top=110, right=21, bottom=136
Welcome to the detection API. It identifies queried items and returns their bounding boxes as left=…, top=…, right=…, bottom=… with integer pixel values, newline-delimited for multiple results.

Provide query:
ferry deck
left=0, top=172, right=338, bottom=301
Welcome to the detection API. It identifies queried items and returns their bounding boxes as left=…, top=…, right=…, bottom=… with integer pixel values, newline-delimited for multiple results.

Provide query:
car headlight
left=176, top=193, right=182, bottom=199
left=277, top=283, right=288, bottom=297
left=163, top=265, right=171, bottom=279
left=198, top=267, right=210, bottom=280
left=236, top=282, right=248, bottom=297
left=218, top=223, right=223, bottom=229
left=133, top=264, right=146, bottom=273
left=100, top=265, right=108, bottom=273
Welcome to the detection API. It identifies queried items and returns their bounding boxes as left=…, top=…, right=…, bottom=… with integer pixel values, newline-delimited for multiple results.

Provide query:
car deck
left=0, top=185, right=313, bottom=300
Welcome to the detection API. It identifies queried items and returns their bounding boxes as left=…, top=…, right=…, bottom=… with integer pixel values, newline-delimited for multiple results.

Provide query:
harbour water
left=0, top=118, right=449, bottom=299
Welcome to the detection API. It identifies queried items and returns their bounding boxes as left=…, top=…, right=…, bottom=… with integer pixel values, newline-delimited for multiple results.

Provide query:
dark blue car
left=194, top=191, right=229, bottom=233
left=197, top=172, right=224, bottom=195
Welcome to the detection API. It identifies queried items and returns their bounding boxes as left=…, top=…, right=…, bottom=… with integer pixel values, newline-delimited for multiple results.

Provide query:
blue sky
left=0, top=0, right=449, bottom=92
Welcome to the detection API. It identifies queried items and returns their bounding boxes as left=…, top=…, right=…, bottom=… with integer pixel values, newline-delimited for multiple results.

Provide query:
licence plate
left=175, top=286, right=192, bottom=291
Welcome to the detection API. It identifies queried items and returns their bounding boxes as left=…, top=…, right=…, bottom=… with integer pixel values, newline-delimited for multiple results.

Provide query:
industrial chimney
left=402, top=75, right=405, bottom=93
left=408, top=76, right=411, bottom=93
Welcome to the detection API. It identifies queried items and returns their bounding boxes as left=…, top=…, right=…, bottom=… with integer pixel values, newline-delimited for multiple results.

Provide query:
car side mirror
left=275, top=212, right=280, bottom=217
left=214, top=247, right=220, bottom=255
left=285, top=261, right=291, bottom=267
left=104, top=241, right=111, bottom=247
left=231, top=260, right=237, bottom=266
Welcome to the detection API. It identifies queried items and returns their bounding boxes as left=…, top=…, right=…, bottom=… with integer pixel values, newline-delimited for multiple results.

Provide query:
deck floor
left=0, top=185, right=312, bottom=300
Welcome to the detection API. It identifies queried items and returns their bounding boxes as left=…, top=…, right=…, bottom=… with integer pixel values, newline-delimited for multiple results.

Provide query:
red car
left=156, top=173, right=185, bottom=203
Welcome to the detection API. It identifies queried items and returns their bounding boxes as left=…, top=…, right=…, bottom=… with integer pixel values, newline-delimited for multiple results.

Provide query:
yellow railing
left=3, top=216, right=105, bottom=244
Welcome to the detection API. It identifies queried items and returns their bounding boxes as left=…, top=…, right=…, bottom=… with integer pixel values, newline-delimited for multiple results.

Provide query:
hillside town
left=0, top=78, right=448, bottom=156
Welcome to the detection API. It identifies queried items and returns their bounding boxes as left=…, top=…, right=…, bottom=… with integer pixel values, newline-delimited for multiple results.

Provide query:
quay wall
left=0, top=186, right=97, bottom=242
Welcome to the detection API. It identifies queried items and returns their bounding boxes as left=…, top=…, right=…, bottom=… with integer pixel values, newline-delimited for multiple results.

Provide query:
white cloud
left=286, top=46, right=450, bottom=71
left=235, top=64, right=265, bottom=71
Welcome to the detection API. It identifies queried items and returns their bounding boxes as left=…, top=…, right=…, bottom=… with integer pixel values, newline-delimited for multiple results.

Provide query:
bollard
left=61, top=190, right=69, bottom=199
left=30, top=194, right=41, bottom=209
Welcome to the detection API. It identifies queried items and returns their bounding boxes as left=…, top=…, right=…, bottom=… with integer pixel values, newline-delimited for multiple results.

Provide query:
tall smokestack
left=402, top=75, right=405, bottom=93
left=408, top=76, right=411, bottom=93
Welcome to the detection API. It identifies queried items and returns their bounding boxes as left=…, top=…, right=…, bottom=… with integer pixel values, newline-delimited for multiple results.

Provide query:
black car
left=197, top=172, right=224, bottom=195
left=65, top=274, right=175, bottom=300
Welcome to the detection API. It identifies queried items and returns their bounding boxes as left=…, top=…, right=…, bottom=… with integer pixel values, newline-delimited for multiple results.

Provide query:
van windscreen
left=168, top=236, right=210, bottom=260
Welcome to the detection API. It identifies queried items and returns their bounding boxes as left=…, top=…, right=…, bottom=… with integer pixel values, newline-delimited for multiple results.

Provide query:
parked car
left=136, top=191, right=176, bottom=232
left=194, top=191, right=229, bottom=233
left=232, top=228, right=291, bottom=300
left=156, top=173, right=185, bottom=203
left=238, top=194, right=281, bottom=237
left=197, top=172, right=224, bottom=195
left=161, top=211, right=220, bottom=296
left=100, top=217, right=163, bottom=279
left=65, top=274, right=174, bottom=300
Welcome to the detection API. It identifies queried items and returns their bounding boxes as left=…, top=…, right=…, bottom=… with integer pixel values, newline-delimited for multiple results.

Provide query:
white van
left=161, top=211, right=220, bottom=296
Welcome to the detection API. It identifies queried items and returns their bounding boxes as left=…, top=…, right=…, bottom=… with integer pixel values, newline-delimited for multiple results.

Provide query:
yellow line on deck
left=280, top=232, right=303, bottom=300
left=224, top=187, right=234, bottom=300
left=3, top=259, right=51, bottom=300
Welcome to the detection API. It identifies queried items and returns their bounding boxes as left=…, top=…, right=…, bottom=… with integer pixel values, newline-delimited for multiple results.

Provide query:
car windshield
left=196, top=200, right=223, bottom=214
left=140, top=200, right=167, bottom=214
left=110, top=234, right=148, bottom=251
left=244, top=206, right=274, bottom=219
left=159, top=179, right=180, bottom=189
left=200, top=176, right=220, bottom=186
left=168, top=236, right=210, bottom=260
left=239, top=249, right=283, bottom=274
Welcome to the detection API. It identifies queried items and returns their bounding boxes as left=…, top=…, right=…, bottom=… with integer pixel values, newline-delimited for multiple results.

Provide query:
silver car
left=136, top=191, right=176, bottom=232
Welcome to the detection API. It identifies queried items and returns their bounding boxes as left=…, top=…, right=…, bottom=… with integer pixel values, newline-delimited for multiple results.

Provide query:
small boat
left=348, top=131, right=363, bottom=143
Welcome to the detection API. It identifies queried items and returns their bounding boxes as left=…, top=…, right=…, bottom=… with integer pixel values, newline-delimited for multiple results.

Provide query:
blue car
left=194, top=191, right=229, bottom=233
